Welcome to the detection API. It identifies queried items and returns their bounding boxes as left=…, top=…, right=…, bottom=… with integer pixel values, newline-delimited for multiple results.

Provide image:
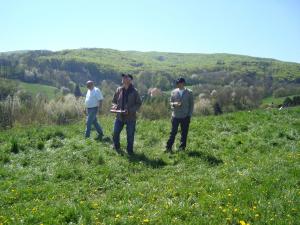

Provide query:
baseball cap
left=121, top=73, right=133, bottom=80
left=176, top=77, right=186, bottom=84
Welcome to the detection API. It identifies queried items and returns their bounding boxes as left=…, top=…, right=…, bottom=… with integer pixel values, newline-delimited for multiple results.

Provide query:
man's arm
left=170, top=91, right=176, bottom=108
left=98, top=100, right=103, bottom=112
left=188, top=91, right=194, bottom=117
left=170, top=91, right=181, bottom=108
left=129, top=90, right=142, bottom=113
left=96, top=89, right=104, bottom=113
left=112, top=88, right=119, bottom=106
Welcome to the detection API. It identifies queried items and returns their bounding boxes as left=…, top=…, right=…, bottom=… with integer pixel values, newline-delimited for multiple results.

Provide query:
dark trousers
left=113, top=119, right=136, bottom=154
left=166, top=116, right=190, bottom=150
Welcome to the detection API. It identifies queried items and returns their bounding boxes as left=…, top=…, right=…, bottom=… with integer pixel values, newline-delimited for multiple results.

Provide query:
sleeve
left=96, top=89, right=104, bottom=101
left=188, top=91, right=194, bottom=117
left=112, top=88, right=119, bottom=105
left=170, top=91, right=176, bottom=108
left=129, top=90, right=142, bottom=113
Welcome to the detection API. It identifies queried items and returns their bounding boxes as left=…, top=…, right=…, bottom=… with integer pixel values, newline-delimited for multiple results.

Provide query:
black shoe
left=112, top=144, right=121, bottom=152
left=178, top=146, right=186, bottom=151
left=164, top=147, right=173, bottom=153
left=127, top=151, right=134, bottom=156
left=102, top=136, right=112, bottom=143
left=95, top=134, right=103, bottom=141
left=115, top=148, right=124, bottom=155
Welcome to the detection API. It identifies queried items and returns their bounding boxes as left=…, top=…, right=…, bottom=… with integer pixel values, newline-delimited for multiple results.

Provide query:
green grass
left=0, top=108, right=299, bottom=224
left=19, top=82, right=59, bottom=99
left=262, top=95, right=299, bottom=106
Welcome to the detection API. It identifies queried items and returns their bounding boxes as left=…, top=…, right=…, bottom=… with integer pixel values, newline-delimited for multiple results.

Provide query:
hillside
left=1, top=48, right=300, bottom=90
left=0, top=107, right=299, bottom=224
left=1, top=48, right=300, bottom=113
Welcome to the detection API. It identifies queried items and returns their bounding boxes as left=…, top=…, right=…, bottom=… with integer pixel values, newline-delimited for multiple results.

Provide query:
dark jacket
left=170, top=88, right=194, bottom=118
left=112, top=84, right=142, bottom=121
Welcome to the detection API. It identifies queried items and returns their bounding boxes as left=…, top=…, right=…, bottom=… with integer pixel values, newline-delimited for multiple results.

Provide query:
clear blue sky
left=1, top=0, right=299, bottom=62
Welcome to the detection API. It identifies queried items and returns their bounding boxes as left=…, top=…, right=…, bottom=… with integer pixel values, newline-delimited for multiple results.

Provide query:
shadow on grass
left=128, top=152, right=167, bottom=169
left=188, top=150, right=223, bottom=166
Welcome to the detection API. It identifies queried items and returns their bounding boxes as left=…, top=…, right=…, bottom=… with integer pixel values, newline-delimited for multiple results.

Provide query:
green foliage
left=0, top=78, right=18, bottom=100
left=0, top=107, right=299, bottom=224
left=139, top=96, right=171, bottom=120
left=283, top=97, right=293, bottom=107
left=73, top=83, right=82, bottom=97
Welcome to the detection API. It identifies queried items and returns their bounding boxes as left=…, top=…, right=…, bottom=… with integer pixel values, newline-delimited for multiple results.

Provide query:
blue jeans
left=85, top=107, right=103, bottom=138
left=113, top=119, right=136, bottom=154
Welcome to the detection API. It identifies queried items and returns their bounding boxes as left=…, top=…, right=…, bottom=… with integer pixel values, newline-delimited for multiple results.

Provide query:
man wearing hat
left=84, top=80, right=104, bottom=139
left=111, top=74, right=142, bottom=155
left=166, top=77, right=194, bottom=152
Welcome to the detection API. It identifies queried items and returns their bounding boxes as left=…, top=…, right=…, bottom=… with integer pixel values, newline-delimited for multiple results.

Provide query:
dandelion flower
left=239, top=220, right=246, bottom=225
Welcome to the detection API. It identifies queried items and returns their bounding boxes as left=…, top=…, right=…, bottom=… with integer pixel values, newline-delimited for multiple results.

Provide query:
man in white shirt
left=85, top=80, right=104, bottom=139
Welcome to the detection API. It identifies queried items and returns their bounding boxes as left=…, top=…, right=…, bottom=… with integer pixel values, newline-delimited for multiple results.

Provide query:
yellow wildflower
left=239, top=220, right=246, bottom=225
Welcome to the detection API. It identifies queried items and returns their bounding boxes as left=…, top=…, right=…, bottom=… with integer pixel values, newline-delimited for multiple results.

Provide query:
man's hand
left=98, top=107, right=102, bottom=114
left=172, top=102, right=182, bottom=107
left=111, top=104, right=117, bottom=110
left=187, top=116, right=191, bottom=123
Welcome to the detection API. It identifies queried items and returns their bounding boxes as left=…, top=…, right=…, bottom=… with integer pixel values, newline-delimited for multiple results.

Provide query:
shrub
left=194, top=98, right=213, bottom=116
left=0, top=95, right=19, bottom=129
left=283, top=97, right=293, bottom=107
left=292, top=96, right=300, bottom=106
left=139, top=97, right=170, bottom=120
left=44, top=94, right=85, bottom=124
left=213, top=102, right=223, bottom=115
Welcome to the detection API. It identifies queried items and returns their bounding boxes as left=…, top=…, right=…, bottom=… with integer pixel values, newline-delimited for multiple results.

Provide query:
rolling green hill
left=1, top=48, right=300, bottom=87
left=1, top=48, right=300, bottom=112
left=0, top=107, right=299, bottom=224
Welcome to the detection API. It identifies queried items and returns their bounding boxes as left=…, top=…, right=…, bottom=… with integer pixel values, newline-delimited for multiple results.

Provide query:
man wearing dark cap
left=166, top=77, right=194, bottom=152
left=111, top=74, right=142, bottom=155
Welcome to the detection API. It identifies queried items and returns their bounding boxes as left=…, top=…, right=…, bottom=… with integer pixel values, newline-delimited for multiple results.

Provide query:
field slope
left=0, top=107, right=299, bottom=224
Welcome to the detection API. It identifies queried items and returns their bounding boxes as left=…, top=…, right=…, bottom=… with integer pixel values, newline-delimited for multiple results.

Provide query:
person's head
left=176, top=77, right=186, bottom=89
left=121, top=73, right=133, bottom=87
left=86, top=80, right=94, bottom=90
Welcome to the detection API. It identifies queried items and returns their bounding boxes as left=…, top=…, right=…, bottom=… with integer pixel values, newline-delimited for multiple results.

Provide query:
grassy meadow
left=18, top=82, right=59, bottom=100
left=262, top=95, right=298, bottom=106
left=0, top=107, right=299, bottom=225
